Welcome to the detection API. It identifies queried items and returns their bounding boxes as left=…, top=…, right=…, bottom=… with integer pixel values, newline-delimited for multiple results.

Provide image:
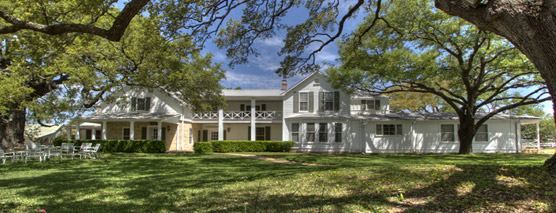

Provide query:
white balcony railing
left=193, top=111, right=282, bottom=120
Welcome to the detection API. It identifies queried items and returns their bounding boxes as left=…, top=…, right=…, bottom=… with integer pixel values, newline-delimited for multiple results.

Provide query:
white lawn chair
left=72, top=143, right=92, bottom=160
left=25, top=142, right=44, bottom=163
left=83, top=144, right=101, bottom=159
left=60, top=143, right=75, bottom=160
left=0, top=148, right=15, bottom=164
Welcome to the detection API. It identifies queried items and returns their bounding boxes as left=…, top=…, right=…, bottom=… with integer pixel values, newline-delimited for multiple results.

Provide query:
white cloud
left=252, top=54, right=282, bottom=72
left=223, top=72, right=282, bottom=89
left=257, top=37, right=285, bottom=47
left=212, top=52, right=227, bottom=62
left=315, top=50, right=339, bottom=63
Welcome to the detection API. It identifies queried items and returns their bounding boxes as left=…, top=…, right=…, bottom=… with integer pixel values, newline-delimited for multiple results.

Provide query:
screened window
left=123, top=128, right=130, bottom=140
left=361, top=100, right=380, bottom=111
left=131, top=97, right=151, bottom=111
left=334, top=123, right=342, bottom=143
left=324, top=92, right=334, bottom=111
left=299, top=93, right=309, bottom=111
left=306, top=123, right=315, bottom=142
left=256, top=127, right=265, bottom=140
left=441, top=124, right=455, bottom=142
left=319, top=123, right=328, bottom=142
left=291, top=123, right=299, bottom=142
left=475, top=125, right=488, bottom=142
left=376, top=124, right=402, bottom=136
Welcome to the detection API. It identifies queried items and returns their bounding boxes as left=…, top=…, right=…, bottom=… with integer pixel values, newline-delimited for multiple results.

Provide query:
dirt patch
left=215, top=153, right=330, bottom=166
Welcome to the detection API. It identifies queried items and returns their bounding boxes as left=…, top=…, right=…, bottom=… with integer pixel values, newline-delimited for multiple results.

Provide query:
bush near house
left=52, top=139, right=166, bottom=153
left=193, top=142, right=213, bottom=154
left=194, top=141, right=294, bottom=153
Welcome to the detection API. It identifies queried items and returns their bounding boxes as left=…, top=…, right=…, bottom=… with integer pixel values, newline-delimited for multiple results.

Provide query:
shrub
left=210, top=141, right=294, bottom=152
left=52, top=139, right=166, bottom=153
left=194, top=142, right=213, bottom=154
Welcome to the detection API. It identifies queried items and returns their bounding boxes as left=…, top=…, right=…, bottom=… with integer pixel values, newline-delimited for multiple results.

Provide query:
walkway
left=216, top=153, right=329, bottom=166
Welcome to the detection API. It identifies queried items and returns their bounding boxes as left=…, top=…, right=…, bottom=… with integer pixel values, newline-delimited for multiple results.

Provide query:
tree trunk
left=457, top=114, right=476, bottom=154
left=545, top=152, right=556, bottom=175
left=0, top=108, right=26, bottom=151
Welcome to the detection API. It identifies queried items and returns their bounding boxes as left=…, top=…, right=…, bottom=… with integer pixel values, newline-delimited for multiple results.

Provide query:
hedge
left=193, top=142, right=213, bottom=154
left=193, top=140, right=294, bottom=153
left=52, top=139, right=166, bottom=153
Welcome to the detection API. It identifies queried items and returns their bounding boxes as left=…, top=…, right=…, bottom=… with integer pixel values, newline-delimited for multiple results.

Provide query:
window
left=211, top=132, right=219, bottom=141
left=299, top=92, right=309, bottom=111
left=319, top=123, right=328, bottom=142
left=306, top=123, right=315, bottom=142
left=291, top=123, right=299, bottom=142
left=95, top=130, right=101, bottom=140
left=123, top=128, right=130, bottom=140
left=475, top=125, right=488, bottom=142
left=189, top=128, right=193, bottom=145
left=361, top=100, right=380, bottom=111
left=256, top=127, right=265, bottom=140
left=324, top=92, right=334, bottom=111
left=131, top=97, right=151, bottom=111
left=441, top=124, right=455, bottom=142
left=334, top=123, right=342, bottom=143
left=376, top=124, right=402, bottom=136
left=85, top=129, right=92, bottom=139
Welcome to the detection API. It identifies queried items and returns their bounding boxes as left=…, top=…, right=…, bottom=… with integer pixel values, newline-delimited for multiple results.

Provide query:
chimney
left=281, top=79, right=287, bottom=91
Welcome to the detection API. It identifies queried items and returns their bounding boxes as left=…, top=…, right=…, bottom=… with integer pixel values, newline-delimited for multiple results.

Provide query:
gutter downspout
left=411, top=120, right=416, bottom=153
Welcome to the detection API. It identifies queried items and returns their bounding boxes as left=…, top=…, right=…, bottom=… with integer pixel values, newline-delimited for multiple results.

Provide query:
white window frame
left=475, top=125, right=488, bottom=142
left=291, top=123, right=299, bottom=143
left=318, top=123, right=328, bottom=142
left=376, top=124, right=403, bottom=136
left=122, top=127, right=130, bottom=140
left=440, top=124, right=456, bottom=142
left=362, top=99, right=380, bottom=111
left=210, top=132, right=219, bottom=141
left=299, top=92, right=309, bottom=112
left=324, top=92, right=334, bottom=111
left=306, top=123, right=315, bottom=142
left=334, top=123, right=342, bottom=143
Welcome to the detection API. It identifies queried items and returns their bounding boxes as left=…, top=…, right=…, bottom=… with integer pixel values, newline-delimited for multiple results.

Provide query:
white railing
left=193, top=111, right=282, bottom=120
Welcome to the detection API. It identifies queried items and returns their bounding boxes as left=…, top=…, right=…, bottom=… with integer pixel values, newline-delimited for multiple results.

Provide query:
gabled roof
left=223, top=89, right=283, bottom=97
left=25, top=124, right=65, bottom=139
left=282, top=71, right=321, bottom=95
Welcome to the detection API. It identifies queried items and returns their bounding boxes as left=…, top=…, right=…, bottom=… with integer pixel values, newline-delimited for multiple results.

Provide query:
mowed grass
left=0, top=153, right=555, bottom=212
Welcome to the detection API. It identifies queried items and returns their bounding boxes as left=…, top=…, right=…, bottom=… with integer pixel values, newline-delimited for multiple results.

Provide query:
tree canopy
left=326, top=0, right=549, bottom=153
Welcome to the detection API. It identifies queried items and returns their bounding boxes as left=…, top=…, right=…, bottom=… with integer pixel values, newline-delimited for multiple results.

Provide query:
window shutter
left=224, top=130, right=227, bottom=140
left=376, top=124, right=382, bottom=135
left=141, top=127, right=147, bottom=139
left=319, top=92, right=324, bottom=112
left=261, top=104, right=266, bottom=111
left=202, top=130, right=208, bottom=142
left=375, top=100, right=381, bottom=110
left=131, top=97, right=137, bottom=111
left=145, top=97, right=151, bottom=111
left=265, top=126, right=271, bottom=140
left=247, top=126, right=251, bottom=140
left=161, top=127, right=166, bottom=141
left=396, top=124, right=402, bottom=135
left=309, top=92, right=314, bottom=113
left=293, top=92, right=299, bottom=113
left=334, top=91, right=340, bottom=112
left=361, top=100, right=366, bottom=111
left=240, top=104, right=245, bottom=111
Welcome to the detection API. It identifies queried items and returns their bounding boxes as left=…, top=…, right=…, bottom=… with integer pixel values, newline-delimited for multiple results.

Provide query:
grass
left=0, top=152, right=555, bottom=212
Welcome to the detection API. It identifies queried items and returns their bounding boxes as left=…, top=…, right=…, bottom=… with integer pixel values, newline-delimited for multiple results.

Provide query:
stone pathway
left=215, top=153, right=329, bottom=166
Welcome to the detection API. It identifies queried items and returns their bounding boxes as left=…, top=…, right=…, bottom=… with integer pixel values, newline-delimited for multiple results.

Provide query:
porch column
left=218, top=107, right=224, bottom=141
left=516, top=122, right=521, bottom=153
left=130, top=121, right=135, bottom=140
left=75, top=121, right=81, bottom=140
left=67, top=126, right=71, bottom=139
left=177, top=119, right=181, bottom=150
left=102, top=121, right=107, bottom=140
left=537, top=121, right=541, bottom=153
left=157, top=121, right=162, bottom=140
left=92, top=129, right=96, bottom=140
left=250, top=99, right=256, bottom=141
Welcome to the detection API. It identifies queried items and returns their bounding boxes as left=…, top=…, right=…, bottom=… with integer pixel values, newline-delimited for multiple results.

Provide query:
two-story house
left=73, top=72, right=541, bottom=153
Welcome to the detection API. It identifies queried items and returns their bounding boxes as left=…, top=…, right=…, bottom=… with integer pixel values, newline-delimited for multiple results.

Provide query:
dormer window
left=361, top=99, right=380, bottom=111
left=131, top=97, right=151, bottom=111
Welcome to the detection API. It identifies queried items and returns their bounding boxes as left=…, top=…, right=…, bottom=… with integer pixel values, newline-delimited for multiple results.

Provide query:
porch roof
left=353, top=112, right=541, bottom=123
left=76, top=112, right=179, bottom=121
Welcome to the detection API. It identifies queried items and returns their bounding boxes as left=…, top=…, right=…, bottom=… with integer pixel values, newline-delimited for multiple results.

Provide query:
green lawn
left=0, top=153, right=555, bottom=212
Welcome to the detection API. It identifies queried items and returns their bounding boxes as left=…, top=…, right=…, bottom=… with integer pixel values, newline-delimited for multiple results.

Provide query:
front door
left=148, top=126, right=166, bottom=141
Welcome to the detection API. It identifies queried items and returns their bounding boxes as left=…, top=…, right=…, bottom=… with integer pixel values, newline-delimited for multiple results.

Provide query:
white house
left=74, top=72, right=541, bottom=153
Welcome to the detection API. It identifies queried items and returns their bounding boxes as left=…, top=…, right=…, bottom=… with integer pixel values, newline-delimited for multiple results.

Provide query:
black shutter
left=334, top=91, right=340, bottom=112
left=293, top=92, right=299, bottom=113
left=202, top=130, right=208, bottom=142
left=319, top=92, right=324, bottom=112
left=261, top=104, right=266, bottom=111
left=131, top=97, right=137, bottom=111
left=309, top=92, right=314, bottom=112
left=161, top=127, right=166, bottom=142
left=145, top=97, right=151, bottom=111
left=141, top=127, right=147, bottom=139
left=265, top=126, right=271, bottom=140
left=240, top=104, right=245, bottom=111
left=95, top=130, right=101, bottom=140
left=224, top=130, right=227, bottom=140
left=248, top=126, right=251, bottom=140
